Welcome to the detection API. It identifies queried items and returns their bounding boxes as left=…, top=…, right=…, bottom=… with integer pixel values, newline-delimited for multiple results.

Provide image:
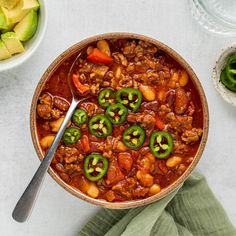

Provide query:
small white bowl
left=0, top=0, right=47, bottom=71
left=212, top=44, right=236, bottom=106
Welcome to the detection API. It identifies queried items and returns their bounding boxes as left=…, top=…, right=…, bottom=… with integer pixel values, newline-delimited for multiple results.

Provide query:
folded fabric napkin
left=78, top=172, right=236, bottom=236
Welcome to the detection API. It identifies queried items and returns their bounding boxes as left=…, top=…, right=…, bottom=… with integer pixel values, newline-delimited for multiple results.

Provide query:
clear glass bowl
left=190, top=0, right=236, bottom=36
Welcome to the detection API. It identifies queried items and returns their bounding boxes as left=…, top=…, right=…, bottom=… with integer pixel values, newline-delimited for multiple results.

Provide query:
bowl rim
left=30, top=32, right=209, bottom=209
left=0, top=0, right=47, bottom=72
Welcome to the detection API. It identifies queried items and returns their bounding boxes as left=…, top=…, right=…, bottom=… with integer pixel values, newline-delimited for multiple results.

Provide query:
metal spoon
left=12, top=52, right=88, bottom=222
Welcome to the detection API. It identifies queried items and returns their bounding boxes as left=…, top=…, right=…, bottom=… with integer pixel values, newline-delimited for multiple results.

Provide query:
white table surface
left=0, top=0, right=236, bottom=235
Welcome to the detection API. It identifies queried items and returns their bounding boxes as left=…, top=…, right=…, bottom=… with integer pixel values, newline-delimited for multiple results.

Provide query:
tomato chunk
left=106, top=160, right=124, bottom=184
left=118, top=153, right=133, bottom=172
left=87, top=48, right=113, bottom=64
left=155, top=117, right=165, bottom=130
left=80, top=135, right=91, bottom=153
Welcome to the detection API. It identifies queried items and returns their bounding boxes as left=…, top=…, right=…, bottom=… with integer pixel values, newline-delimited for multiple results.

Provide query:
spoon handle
left=12, top=99, right=78, bottom=222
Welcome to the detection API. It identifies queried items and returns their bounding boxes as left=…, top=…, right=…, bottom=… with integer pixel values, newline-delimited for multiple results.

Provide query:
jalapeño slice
left=98, top=89, right=115, bottom=108
left=62, top=127, right=81, bottom=145
left=123, top=125, right=145, bottom=149
left=72, top=108, right=88, bottom=126
left=150, top=131, right=173, bottom=159
left=84, top=153, right=108, bottom=181
left=89, top=114, right=112, bottom=138
left=220, top=69, right=236, bottom=92
left=116, top=88, right=142, bottom=112
left=105, top=103, right=128, bottom=125
left=226, top=54, right=236, bottom=84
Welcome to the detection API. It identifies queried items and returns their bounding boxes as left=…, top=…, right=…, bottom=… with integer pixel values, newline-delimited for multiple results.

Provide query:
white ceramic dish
left=212, top=44, right=236, bottom=106
left=0, top=0, right=47, bottom=71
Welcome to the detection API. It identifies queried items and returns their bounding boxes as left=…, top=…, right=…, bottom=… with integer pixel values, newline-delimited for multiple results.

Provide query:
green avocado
left=1, top=0, right=39, bottom=24
left=0, top=8, right=8, bottom=29
left=0, top=9, right=15, bottom=30
left=1, top=31, right=24, bottom=54
left=14, top=9, right=38, bottom=41
left=22, top=0, right=39, bottom=11
left=0, top=39, right=11, bottom=60
left=1, top=22, right=16, bottom=32
left=0, top=0, right=21, bottom=9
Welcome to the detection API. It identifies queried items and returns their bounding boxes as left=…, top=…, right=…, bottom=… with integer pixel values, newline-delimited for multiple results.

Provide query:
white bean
left=166, top=156, right=182, bottom=168
left=139, top=85, right=156, bottom=101
left=149, top=184, right=161, bottom=196
left=87, top=183, right=99, bottom=198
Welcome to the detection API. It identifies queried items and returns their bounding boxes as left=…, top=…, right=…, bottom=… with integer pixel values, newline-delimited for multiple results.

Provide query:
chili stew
left=36, top=38, right=203, bottom=202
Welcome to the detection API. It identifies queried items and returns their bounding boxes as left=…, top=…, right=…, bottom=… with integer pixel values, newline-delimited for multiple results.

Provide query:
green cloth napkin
left=78, top=172, right=236, bottom=236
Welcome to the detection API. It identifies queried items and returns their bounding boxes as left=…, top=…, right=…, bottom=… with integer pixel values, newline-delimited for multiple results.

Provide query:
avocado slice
left=0, top=0, right=21, bottom=10
left=1, top=22, right=16, bottom=32
left=0, top=39, right=11, bottom=60
left=1, top=31, right=24, bottom=54
left=0, top=9, right=6, bottom=28
left=22, top=0, right=39, bottom=11
left=1, top=0, right=39, bottom=24
left=14, top=10, right=38, bottom=41
left=0, top=9, right=15, bottom=30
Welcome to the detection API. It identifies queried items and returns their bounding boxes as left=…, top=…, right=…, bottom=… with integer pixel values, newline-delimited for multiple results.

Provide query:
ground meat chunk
left=116, top=74, right=133, bottom=89
left=158, top=104, right=171, bottom=116
left=80, top=102, right=103, bottom=117
left=122, top=40, right=158, bottom=61
left=78, top=60, right=94, bottom=74
left=127, top=111, right=156, bottom=129
left=176, top=164, right=187, bottom=176
left=122, top=40, right=137, bottom=57
left=37, top=93, right=53, bottom=120
left=37, top=94, right=66, bottom=120
left=132, top=186, right=149, bottom=198
left=37, top=104, right=52, bottom=120
left=112, top=178, right=136, bottom=198
left=55, top=146, right=81, bottom=163
left=39, top=93, right=52, bottom=106
left=42, top=121, right=50, bottom=131
left=64, top=163, right=82, bottom=172
left=91, top=65, right=109, bottom=77
left=166, top=112, right=193, bottom=133
left=51, top=109, right=63, bottom=119
left=98, top=136, right=114, bottom=158
left=174, top=141, right=190, bottom=154
left=181, top=128, right=203, bottom=144
left=113, top=52, right=128, bottom=66
left=140, top=101, right=159, bottom=112
left=186, top=101, right=195, bottom=116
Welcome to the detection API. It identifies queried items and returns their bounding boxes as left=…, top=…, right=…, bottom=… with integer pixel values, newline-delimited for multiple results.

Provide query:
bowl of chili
left=30, top=33, right=209, bottom=209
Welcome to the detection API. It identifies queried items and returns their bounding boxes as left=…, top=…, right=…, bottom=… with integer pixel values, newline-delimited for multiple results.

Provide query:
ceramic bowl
left=30, top=33, right=209, bottom=209
left=0, top=0, right=47, bottom=71
left=212, top=44, right=236, bottom=105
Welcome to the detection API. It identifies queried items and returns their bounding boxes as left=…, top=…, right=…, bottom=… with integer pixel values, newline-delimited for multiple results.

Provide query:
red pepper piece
left=87, top=48, right=113, bottom=64
left=72, top=74, right=90, bottom=94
